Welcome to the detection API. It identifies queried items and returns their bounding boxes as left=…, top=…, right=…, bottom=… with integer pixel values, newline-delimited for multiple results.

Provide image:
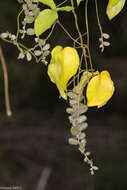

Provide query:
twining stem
left=56, top=0, right=68, bottom=8
left=0, top=46, right=12, bottom=116
left=70, top=0, right=88, bottom=71
left=70, top=0, right=83, bottom=47
left=56, top=20, right=81, bottom=46
left=95, top=0, right=104, bottom=51
left=16, top=9, right=24, bottom=41
left=85, top=0, right=94, bottom=73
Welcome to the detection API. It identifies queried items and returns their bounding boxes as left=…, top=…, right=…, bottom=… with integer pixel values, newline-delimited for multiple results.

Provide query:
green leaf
left=106, top=0, right=126, bottom=20
left=34, top=9, right=58, bottom=36
left=39, top=0, right=56, bottom=9
left=77, top=0, right=84, bottom=6
left=56, top=6, right=73, bottom=12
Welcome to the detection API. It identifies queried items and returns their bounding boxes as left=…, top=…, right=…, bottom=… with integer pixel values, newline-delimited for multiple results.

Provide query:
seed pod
left=34, top=50, right=42, bottom=56
left=78, top=132, right=86, bottom=139
left=103, top=41, right=110, bottom=46
left=18, top=52, right=25, bottom=59
left=68, top=91, right=77, bottom=99
left=92, top=166, right=99, bottom=171
left=68, top=138, right=78, bottom=145
left=22, top=4, right=27, bottom=10
left=43, top=50, right=50, bottom=57
left=26, top=28, right=35, bottom=35
left=10, top=35, right=16, bottom=41
left=69, top=99, right=77, bottom=105
left=25, top=16, right=35, bottom=24
left=79, top=123, right=88, bottom=131
left=78, top=105, right=88, bottom=114
left=77, top=115, right=87, bottom=123
left=81, top=138, right=87, bottom=146
left=103, top=33, right=110, bottom=39
left=66, top=108, right=73, bottom=114
left=38, top=39, right=45, bottom=46
left=42, top=44, right=50, bottom=51
left=26, top=52, right=32, bottom=61
left=71, top=127, right=80, bottom=136
left=0, top=33, right=8, bottom=39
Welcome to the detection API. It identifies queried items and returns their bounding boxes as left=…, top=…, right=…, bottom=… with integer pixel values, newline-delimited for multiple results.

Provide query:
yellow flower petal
left=47, top=46, right=80, bottom=100
left=86, top=71, right=115, bottom=108
left=58, top=47, right=80, bottom=90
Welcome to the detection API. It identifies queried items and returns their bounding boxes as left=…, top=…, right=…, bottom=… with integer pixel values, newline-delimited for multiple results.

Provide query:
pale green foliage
left=34, top=9, right=58, bottom=36
left=107, top=0, right=126, bottom=19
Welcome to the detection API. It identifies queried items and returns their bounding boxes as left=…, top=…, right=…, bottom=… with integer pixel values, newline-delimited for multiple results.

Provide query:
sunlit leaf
left=34, top=9, right=58, bottom=36
left=107, top=0, right=126, bottom=20
left=39, top=0, right=56, bottom=9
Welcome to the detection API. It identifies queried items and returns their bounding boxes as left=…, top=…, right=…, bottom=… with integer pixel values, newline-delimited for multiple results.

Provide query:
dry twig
left=0, top=46, right=12, bottom=116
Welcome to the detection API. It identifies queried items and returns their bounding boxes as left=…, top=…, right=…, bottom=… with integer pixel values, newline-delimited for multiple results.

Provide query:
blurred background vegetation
left=0, top=0, right=127, bottom=190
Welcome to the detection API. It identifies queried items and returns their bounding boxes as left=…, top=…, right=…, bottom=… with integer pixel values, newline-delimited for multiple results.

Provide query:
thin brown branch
left=0, top=46, right=12, bottom=117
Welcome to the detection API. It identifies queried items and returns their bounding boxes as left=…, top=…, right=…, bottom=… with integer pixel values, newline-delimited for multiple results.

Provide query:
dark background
left=0, top=1, right=127, bottom=190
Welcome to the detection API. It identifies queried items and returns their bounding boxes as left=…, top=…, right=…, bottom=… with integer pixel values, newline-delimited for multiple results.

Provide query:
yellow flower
left=48, top=46, right=80, bottom=100
left=86, top=71, right=115, bottom=108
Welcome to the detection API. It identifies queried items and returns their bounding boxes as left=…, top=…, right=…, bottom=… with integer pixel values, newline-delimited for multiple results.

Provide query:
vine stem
left=16, top=9, right=24, bottom=41
left=70, top=0, right=88, bottom=72
left=0, top=46, right=12, bottom=116
left=56, top=20, right=81, bottom=46
left=85, top=0, right=94, bottom=73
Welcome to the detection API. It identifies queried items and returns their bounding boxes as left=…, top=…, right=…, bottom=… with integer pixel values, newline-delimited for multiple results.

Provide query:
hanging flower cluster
left=48, top=46, right=114, bottom=108
left=1, top=0, right=124, bottom=175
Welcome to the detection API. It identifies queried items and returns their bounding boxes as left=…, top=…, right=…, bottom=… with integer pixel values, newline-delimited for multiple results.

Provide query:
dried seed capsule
left=78, top=132, right=86, bottom=139
left=79, top=123, right=88, bottom=131
left=92, top=166, right=99, bottom=171
left=10, top=34, right=16, bottom=40
left=25, top=16, right=35, bottom=24
left=80, top=138, right=87, bottom=146
left=26, top=52, right=32, bottom=61
left=78, top=105, right=88, bottom=114
left=66, top=108, right=73, bottom=114
left=22, top=4, right=27, bottom=10
left=43, top=50, right=50, bottom=57
left=26, top=28, right=35, bottom=35
left=103, top=41, right=110, bottom=46
left=42, top=44, right=50, bottom=51
left=103, top=33, right=110, bottom=39
left=0, top=33, right=8, bottom=39
left=68, top=91, right=77, bottom=99
left=34, top=50, right=42, bottom=56
left=69, top=99, right=77, bottom=105
left=76, top=115, right=87, bottom=123
left=71, top=127, right=80, bottom=136
left=18, top=52, right=25, bottom=59
left=68, top=138, right=78, bottom=145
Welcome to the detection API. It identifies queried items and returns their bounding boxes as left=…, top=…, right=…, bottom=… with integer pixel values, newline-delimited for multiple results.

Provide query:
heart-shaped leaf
left=34, top=9, right=58, bottom=36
